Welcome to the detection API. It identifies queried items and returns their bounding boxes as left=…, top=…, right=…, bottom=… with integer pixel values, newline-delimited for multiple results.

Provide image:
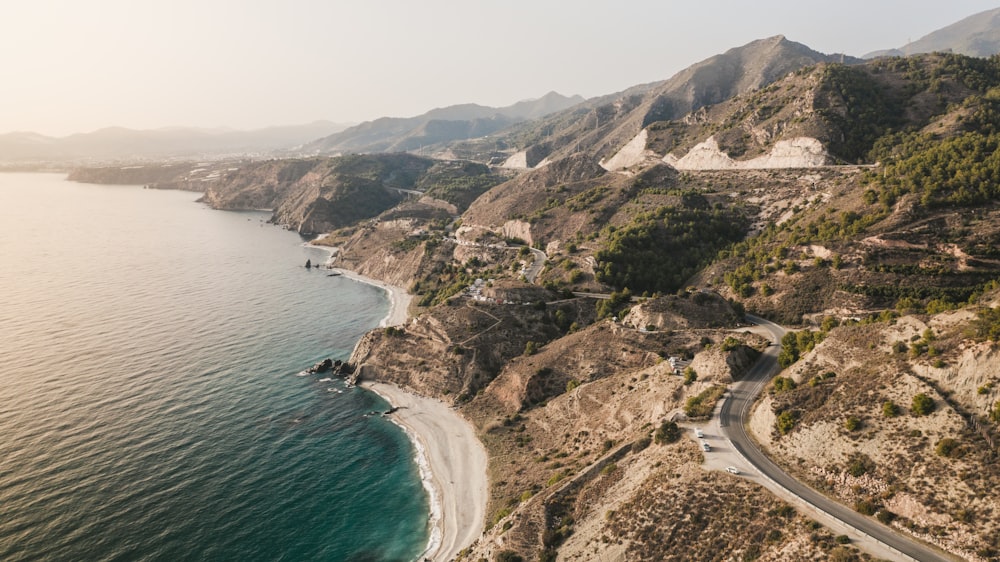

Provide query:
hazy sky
left=3, top=1, right=998, bottom=136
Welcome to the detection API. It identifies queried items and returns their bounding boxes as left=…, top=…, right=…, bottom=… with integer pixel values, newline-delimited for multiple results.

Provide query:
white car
left=726, top=466, right=740, bottom=475
left=695, top=429, right=704, bottom=438
left=701, top=441, right=711, bottom=452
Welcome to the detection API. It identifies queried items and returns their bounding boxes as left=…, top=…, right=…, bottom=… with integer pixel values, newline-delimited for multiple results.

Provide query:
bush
left=654, top=420, right=681, bottom=444
left=683, top=367, right=697, bottom=385
left=773, top=376, right=796, bottom=393
left=876, top=510, right=897, bottom=524
left=684, top=385, right=726, bottom=418
left=882, top=400, right=900, bottom=417
left=911, top=393, right=935, bottom=416
left=776, top=410, right=798, bottom=435
left=835, top=535, right=851, bottom=544
left=855, top=499, right=877, bottom=516
left=844, top=416, right=861, bottom=431
left=524, top=341, right=538, bottom=356
left=936, top=438, right=960, bottom=458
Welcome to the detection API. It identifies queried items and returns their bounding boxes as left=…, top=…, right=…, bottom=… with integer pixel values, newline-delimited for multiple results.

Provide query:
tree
left=911, top=393, right=935, bottom=416
left=654, top=420, right=681, bottom=444
left=683, top=367, right=697, bottom=385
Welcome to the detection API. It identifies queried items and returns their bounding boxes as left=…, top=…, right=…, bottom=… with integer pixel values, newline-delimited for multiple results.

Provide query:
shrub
left=524, top=341, right=538, bottom=356
left=855, top=499, right=877, bottom=516
left=835, top=535, right=851, bottom=544
left=683, top=367, right=697, bottom=385
left=876, top=510, right=897, bottom=524
left=773, top=376, right=796, bottom=393
left=565, top=379, right=580, bottom=392
left=911, top=393, right=935, bottom=416
left=654, top=420, right=681, bottom=444
left=845, top=416, right=861, bottom=431
left=882, top=400, right=900, bottom=417
left=936, top=438, right=960, bottom=458
left=684, top=385, right=726, bottom=418
left=776, top=410, right=798, bottom=435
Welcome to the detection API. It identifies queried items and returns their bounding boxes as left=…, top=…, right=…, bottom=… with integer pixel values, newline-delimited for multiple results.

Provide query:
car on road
left=726, top=466, right=740, bottom=474
left=695, top=429, right=704, bottom=438
left=701, top=441, right=711, bottom=452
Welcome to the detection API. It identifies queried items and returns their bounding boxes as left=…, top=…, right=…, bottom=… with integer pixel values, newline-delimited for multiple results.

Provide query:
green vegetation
left=882, top=400, right=900, bottom=418
left=844, top=416, right=861, bottom=432
left=972, top=306, right=1000, bottom=341
left=683, top=367, right=697, bottom=385
left=654, top=420, right=681, bottom=444
left=524, top=341, right=538, bottom=356
left=772, top=376, right=796, bottom=393
left=595, top=205, right=748, bottom=294
left=595, top=288, right=632, bottom=319
left=684, top=385, right=726, bottom=418
left=775, top=410, right=799, bottom=435
left=777, top=330, right=824, bottom=368
left=911, top=393, right=935, bottom=416
left=417, top=161, right=501, bottom=210
left=936, top=438, right=961, bottom=458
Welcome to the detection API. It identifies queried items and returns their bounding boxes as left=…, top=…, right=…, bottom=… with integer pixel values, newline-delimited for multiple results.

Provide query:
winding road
left=720, top=314, right=958, bottom=562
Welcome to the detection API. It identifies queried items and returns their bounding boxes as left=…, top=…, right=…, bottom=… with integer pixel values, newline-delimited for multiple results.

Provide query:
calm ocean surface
left=0, top=173, right=429, bottom=561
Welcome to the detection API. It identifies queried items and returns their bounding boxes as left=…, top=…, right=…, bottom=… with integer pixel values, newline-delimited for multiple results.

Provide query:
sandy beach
left=330, top=268, right=412, bottom=327
left=363, top=382, right=488, bottom=562
left=326, top=260, right=487, bottom=560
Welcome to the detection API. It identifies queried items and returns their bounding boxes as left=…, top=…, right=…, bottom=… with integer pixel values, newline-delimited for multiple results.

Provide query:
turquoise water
left=0, top=174, right=429, bottom=561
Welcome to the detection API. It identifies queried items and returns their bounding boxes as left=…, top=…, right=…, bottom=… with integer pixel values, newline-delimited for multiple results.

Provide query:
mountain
left=0, top=121, right=350, bottom=163
left=69, top=45, right=1000, bottom=561
left=865, top=7, right=1000, bottom=58
left=302, top=91, right=585, bottom=155
left=450, top=36, right=859, bottom=168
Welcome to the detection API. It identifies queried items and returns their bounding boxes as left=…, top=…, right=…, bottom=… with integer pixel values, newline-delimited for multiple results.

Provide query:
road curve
left=524, top=247, right=547, bottom=283
left=721, top=314, right=958, bottom=562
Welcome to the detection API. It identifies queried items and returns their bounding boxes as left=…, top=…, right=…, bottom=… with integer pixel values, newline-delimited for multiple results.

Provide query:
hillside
left=865, top=7, right=1000, bottom=58
left=65, top=44, right=1000, bottom=561
left=303, top=92, right=584, bottom=156
left=449, top=36, right=858, bottom=168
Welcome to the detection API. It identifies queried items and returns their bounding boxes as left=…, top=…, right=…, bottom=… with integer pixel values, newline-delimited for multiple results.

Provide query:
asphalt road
left=720, top=315, right=957, bottom=562
left=523, top=247, right=547, bottom=283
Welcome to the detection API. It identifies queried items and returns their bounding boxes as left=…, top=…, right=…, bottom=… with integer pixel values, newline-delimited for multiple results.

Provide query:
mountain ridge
left=865, top=7, right=1000, bottom=58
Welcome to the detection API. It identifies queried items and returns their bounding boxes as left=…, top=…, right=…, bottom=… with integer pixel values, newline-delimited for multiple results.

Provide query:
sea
left=0, top=173, right=430, bottom=561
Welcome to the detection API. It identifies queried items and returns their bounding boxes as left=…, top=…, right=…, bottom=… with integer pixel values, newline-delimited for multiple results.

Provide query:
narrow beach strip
left=362, top=382, right=488, bottom=562
left=312, top=251, right=487, bottom=560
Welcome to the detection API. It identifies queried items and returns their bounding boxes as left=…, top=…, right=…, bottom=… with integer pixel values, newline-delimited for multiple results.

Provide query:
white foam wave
left=387, top=418, right=442, bottom=561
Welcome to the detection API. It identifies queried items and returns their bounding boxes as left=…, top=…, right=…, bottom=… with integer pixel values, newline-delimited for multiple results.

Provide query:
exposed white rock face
left=502, top=150, right=529, bottom=169
left=600, top=129, right=654, bottom=171
left=663, top=136, right=828, bottom=170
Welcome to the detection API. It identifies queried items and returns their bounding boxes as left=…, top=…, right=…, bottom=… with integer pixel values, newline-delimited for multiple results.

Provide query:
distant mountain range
left=865, top=7, right=1000, bottom=58
left=0, top=121, right=350, bottom=163
left=302, top=91, right=585, bottom=155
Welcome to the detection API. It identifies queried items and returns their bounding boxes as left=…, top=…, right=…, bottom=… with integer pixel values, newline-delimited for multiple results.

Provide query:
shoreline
left=306, top=242, right=411, bottom=328
left=306, top=243, right=486, bottom=561
left=363, top=381, right=488, bottom=562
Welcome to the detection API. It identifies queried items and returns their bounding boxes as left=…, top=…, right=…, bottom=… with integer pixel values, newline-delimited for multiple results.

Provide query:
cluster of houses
left=464, top=278, right=525, bottom=305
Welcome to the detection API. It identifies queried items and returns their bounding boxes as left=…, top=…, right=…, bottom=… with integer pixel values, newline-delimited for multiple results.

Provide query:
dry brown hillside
left=749, top=308, right=1000, bottom=561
